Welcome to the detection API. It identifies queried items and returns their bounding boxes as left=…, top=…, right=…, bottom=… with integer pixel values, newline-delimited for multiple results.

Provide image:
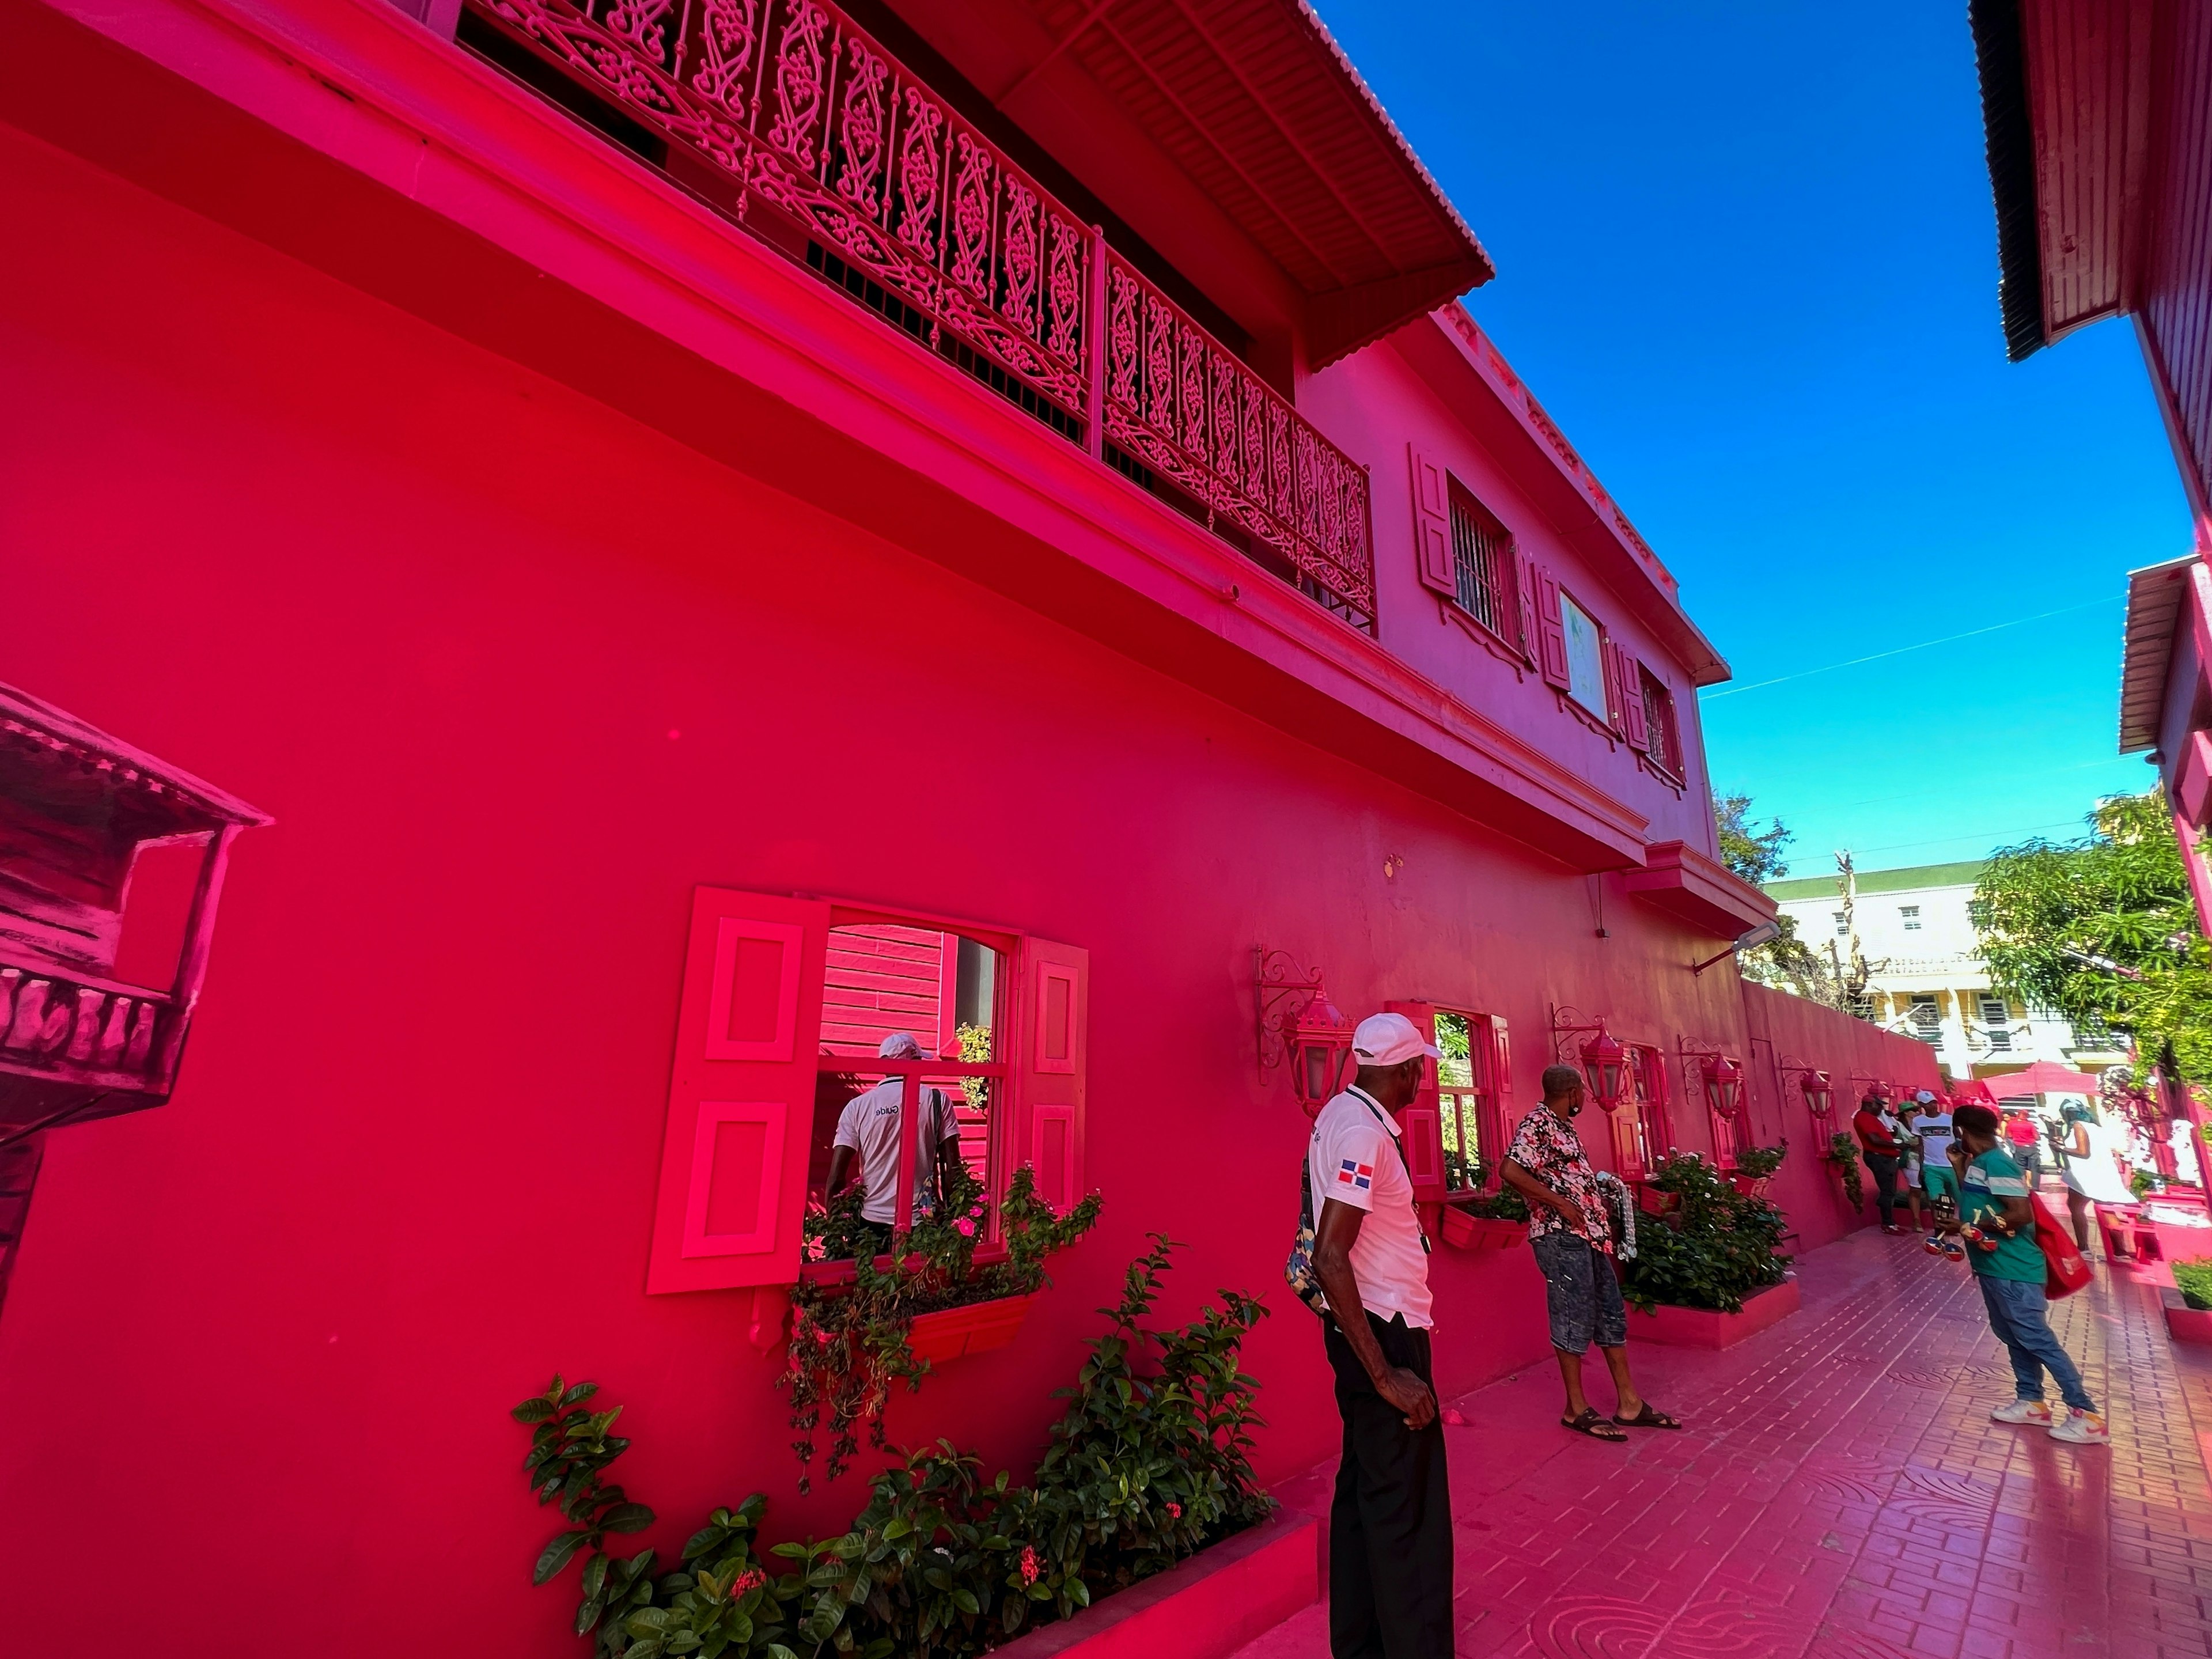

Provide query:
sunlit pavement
left=1236, top=1218, right=2212, bottom=1659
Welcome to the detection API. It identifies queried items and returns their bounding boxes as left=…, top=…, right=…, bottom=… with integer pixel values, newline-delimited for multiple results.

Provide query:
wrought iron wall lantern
left=1680, top=1037, right=1749, bottom=1143
left=1550, top=1005, right=1627, bottom=1112
left=1255, top=948, right=1353, bottom=1116
left=1847, top=1073, right=1891, bottom=1111
left=1778, top=1058, right=1834, bottom=1123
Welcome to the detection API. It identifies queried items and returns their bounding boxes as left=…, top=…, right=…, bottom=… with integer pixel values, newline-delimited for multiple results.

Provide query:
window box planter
left=988, top=1508, right=1317, bottom=1659
left=1725, top=1172, right=1771, bottom=1200
left=2161, top=1286, right=2212, bottom=1347
left=1438, top=1207, right=1526, bottom=1251
left=904, top=1291, right=1040, bottom=1365
left=1627, top=1278, right=1800, bottom=1350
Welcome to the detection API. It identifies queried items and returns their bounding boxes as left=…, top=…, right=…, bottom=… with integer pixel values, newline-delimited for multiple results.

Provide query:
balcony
left=454, top=0, right=1376, bottom=629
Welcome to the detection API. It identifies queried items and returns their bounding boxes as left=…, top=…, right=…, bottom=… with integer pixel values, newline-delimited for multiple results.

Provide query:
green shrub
left=1620, top=1153, right=1792, bottom=1315
left=1452, top=1186, right=1528, bottom=1221
left=517, top=1238, right=1270, bottom=1658
left=1827, top=1132, right=1863, bottom=1209
left=2176, top=1257, right=2212, bottom=1312
left=1733, top=1143, right=1787, bottom=1180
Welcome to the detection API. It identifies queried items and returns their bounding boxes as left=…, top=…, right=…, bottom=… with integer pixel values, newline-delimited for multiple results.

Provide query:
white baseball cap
left=1351, top=1012, right=1441, bottom=1067
left=878, top=1032, right=929, bottom=1060
left=1915, top=1089, right=1935, bottom=1104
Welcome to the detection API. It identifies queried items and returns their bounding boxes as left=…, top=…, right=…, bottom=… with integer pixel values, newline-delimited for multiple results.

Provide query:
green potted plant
left=1728, top=1143, right=1786, bottom=1198
left=1437, top=1160, right=1529, bottom=1251
left=1620, top=1154, right=1797, bottom=1347
left=1823, top=1131, right=1863, bottom=1210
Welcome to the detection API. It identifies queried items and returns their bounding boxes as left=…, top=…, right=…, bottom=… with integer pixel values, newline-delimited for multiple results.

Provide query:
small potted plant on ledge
left=1437, top=1171, right=1530, bottom=1251
left=1727, top=1143, right=1787, bottom=1200
left=1822, top=1131, right=1864, bottom=1211
left=1621, top=1153, right=1798, bottom=1349
left=2163, top=1257, right=2212, bottom=1346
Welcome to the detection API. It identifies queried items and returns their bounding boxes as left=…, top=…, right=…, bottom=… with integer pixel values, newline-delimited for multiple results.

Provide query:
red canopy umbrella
left=1979, top=1060, right=2103, bottom=1101
left=1949, top=1079, right=2001, bottom=1107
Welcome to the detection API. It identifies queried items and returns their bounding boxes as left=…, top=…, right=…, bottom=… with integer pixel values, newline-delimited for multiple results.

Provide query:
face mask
left=1567, top=1099, right=1584, bottom=1118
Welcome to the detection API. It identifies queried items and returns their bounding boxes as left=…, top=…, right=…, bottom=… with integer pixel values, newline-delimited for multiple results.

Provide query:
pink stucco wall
left=0, top=78, right=1940, bottom=1659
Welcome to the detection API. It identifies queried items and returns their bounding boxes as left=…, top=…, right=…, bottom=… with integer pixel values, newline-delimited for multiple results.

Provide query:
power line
left=1699, top=597, right=2116, bottom=700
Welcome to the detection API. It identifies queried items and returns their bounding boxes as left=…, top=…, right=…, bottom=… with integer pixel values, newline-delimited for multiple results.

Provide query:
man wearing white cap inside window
left=1308, top=1010, right=1452, bottom=1659
left=828, top=1033, right=963, bottom=1257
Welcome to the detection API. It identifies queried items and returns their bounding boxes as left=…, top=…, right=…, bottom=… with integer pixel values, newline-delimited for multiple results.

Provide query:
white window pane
left=1560, top=594, right=1607, bottom=715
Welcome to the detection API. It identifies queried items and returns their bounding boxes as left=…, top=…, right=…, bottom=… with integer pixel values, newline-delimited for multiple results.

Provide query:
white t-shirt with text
left=834, top=1079, right=958, bottom=1224
left=1306, top=1085, right=1433, bottom=1331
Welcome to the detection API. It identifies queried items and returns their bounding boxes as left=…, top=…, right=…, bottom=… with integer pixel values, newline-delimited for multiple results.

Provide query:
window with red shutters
left=1409, top=447, right=1523, bottom=658
left=1639, top=665, right=1683, bottom=780
left=646, top=887, right=1088, bottom=1294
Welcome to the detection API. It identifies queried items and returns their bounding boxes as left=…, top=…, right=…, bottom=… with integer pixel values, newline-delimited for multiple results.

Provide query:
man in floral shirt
left=1503, top=1065, right=1681, bottom=1442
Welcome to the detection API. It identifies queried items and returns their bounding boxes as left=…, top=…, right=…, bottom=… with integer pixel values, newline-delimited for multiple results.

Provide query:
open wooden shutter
left=1479, top=1014, right=1514, bottom=1157
left=646, top=887, right=828, bottom=1294
left=1534, top=568, right=1570, bottom=688
left=1407, top=445, right=1456, bottom=599
left=1600, top=634, right=1624, bottom=734
left=1383, top=999, right=1448, bottom=1202
left=1013, top=937, right=1087, bottom=1213
left=1619, top=649, right=1651, bottom=751
left=1513, top=548, right=1539, bottom=666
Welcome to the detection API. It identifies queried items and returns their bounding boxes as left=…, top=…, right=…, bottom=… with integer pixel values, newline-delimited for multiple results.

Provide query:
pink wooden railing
left=460, top=0, right=1376, bottom=628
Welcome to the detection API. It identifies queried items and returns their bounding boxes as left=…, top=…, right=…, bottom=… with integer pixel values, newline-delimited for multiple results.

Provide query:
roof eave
left=1969, top=0, right=2050, bottom=362
left=2118, top=554, right=2199, bottom=755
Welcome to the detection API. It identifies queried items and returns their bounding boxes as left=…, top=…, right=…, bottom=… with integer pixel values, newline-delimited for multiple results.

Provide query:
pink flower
left=969, top=1203, right=985, bottom=1218
left=1166, top=1502, right=1181, bottom=1519
left=1020, top=1546, right=1040, bottom=1585
left=956, top=1219, right=976, bottom=1236
left=731, top=1569, right=766, bottom=1596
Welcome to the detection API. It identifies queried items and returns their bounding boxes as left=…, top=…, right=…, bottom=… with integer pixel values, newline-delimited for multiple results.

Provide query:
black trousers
left=1866, top=1153, right=1900, bottom=1226
left=1323, top=1312, right=1453, bottom=1659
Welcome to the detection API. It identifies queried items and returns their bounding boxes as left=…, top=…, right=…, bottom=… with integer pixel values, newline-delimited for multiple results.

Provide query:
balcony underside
left=0, top=0, right=1657, bottom=873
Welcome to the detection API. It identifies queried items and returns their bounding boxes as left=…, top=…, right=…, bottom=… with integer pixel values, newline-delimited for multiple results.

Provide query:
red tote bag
left=2031, top=1195, right=2092, bottom=1299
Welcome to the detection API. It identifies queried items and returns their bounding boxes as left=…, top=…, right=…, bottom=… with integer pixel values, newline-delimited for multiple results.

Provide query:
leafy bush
left=1733, top=1143, right=1787, bottom=1180
left=783, top=1165, right=1103, bottom=1489
left=520, top=1240, right=1270, bottom=1658
left=1452, top=1185, right=1528, bottom=1221
left=1620, top=1153, right=1791, bottom=1315
left=2176, top=1257, right=2212, bottom=1312
left=2132, top=1168, right=2163, bottom=1199
left=1826, top=1132, right=1863, bottom=1209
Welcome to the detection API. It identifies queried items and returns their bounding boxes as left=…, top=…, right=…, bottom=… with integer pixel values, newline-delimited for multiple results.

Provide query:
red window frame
left=1433, top=1007, right=1508, bottom=1193
left=1610, top=1043, right=1674, bottom=1181
left=1639, top=666, right=1683, bottom=781
left=1445, top=482, right=1520, bottom=647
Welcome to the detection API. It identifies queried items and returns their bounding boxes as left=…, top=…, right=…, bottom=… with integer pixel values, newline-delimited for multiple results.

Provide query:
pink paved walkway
left=1237, top=1223, right=2212, bottom=1659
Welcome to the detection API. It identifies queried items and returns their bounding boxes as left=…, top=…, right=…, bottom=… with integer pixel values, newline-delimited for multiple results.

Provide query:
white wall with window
left=1762, top=859, right=2128, bottom=1083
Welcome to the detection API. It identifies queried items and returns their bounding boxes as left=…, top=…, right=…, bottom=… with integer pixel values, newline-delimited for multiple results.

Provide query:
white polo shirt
left=834, top=1080, right=958, bottom=1224
left=1307, top=1085, right=1433, bottom=1330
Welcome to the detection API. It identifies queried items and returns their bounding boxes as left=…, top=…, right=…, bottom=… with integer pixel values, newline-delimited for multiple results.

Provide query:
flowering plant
left=780, top=1165, right=1103, bottom=1489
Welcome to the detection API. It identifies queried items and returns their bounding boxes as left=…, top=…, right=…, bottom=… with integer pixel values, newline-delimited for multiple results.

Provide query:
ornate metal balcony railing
left=457, top=0, right=1376, bottom=630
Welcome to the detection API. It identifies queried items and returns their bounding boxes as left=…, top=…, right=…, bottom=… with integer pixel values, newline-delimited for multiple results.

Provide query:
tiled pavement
left=1234, top=1219, right=2212, bottom=1659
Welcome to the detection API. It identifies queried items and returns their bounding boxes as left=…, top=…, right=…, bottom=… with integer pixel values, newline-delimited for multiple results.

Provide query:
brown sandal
left=1562, top=1407, right=1627, bottom=1441
left=1613, top=1403, right=1683, bottom=1430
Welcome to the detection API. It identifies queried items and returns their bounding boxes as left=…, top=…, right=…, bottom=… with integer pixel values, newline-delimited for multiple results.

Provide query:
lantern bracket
left=1550, top=1004, right=1629, bottom=1113
left=1777, top=1054, right=1834, bottom=1125
left=1254, top=947, right=1326, bottom=1081
left=1679, top=1036, right=1749, bottom=1130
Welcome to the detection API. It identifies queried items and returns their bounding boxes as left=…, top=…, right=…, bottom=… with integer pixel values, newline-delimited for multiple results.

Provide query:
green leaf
left=582, top=1551, right=610, bottom=1603
left=512, top=1397, right=558, bottom=1423
left=575, top=1594, right=607, bottom=1637
left=534, top=1529, right=590, bottom=1586
left=604, top=1502, right=656, bottom=1534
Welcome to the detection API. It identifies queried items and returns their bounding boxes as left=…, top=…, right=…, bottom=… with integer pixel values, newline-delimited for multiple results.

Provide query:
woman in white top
left=2058, top=1101, right=2134, bottom=1255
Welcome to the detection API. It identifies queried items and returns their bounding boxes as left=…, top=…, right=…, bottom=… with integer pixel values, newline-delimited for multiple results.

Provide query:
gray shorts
left=1532, top=1232, right=1627, bottom=1353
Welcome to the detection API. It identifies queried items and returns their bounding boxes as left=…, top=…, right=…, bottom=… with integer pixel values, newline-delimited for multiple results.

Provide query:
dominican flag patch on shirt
left=1338, top=1159, right=1373, bottom=1191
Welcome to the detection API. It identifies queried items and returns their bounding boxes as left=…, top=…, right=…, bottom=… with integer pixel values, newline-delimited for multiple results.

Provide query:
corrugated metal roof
left=2119, top=554, right=2198, bottom=754
left=1001, top=0, right=1493, bottom=362
left=1764, top=861, right=1990, bottom=903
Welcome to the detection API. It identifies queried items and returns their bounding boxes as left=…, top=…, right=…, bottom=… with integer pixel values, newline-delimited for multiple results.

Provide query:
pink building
left=1968, top=0, right=2212, bottom=920
left=0, top=0, right=1938, bottom=1649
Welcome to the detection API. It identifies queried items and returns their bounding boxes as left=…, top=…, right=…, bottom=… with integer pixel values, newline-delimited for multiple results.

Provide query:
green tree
left=1714, top=793, right=1793, bottom=884
left=1972, top=788, right=2212, bottom=1078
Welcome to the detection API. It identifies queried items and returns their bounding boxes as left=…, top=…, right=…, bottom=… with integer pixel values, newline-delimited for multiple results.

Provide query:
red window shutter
left=646, top=887, right=829, bottom=1294
left=1513, top=547, right=1539, bottom=665
left=1534, top=569, right=1570, bottom=688
left=1383, top=999, right=1447, bottom=1203
left=1600, top=634, right=1624, bottom=734
left=1407, top=445, right=1456, bottom=599
left=1014, top=937, right=1086, bottom=1213
left=1480, top=1014, right=1514, bottom=1156
left=1620, top=651, right=1651, bottom=751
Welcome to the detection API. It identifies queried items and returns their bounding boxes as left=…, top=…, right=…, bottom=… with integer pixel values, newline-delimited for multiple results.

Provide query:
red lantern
left=1800, top=1069, right=1832, bottom=1122
left=1288, top=993, right=1353, bottom=1114
left=1580, top=1029, right=1628, bottom=1112
left=1703, top=1055, right=1745, bottom=1122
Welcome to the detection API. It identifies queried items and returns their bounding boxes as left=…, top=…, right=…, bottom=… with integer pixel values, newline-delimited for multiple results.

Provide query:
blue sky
left=1317, top=0, right=2193, bottom=877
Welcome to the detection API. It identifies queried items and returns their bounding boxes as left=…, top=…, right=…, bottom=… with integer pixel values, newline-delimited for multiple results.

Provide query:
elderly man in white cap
left=827, top=1033, right=963, bottom=1256
left=1308, top=1010, right=1452, bottom=1659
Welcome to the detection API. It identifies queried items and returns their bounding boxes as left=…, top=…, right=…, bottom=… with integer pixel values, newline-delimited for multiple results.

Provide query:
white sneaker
left=1990, top=1399, right=2054, bottom=1425
left=2048, top=1410, right=2110, bottom=1445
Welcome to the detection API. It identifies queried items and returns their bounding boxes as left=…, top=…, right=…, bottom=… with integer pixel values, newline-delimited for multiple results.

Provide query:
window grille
left=1900, top=905, right=1921, bottom=931
left=1446, top=488, right=1510, bottom=637
left=1910, top=995, right=1941, bottom=1044
left=1639, top=669, right=1681, bottom=777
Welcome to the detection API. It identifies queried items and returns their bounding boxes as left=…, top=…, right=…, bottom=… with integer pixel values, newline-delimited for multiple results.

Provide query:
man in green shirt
left=1941, top=1104, right=2105, bottom=1445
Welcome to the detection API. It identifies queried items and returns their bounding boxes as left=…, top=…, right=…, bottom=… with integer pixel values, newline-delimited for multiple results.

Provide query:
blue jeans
left=1532, top=1232, right=1627, bottom=1353
left=1978, top=1275, right=2096, bottom=1413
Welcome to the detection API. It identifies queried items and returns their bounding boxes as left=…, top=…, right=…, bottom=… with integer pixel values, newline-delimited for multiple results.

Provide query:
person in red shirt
left=2004, top=1108, right=2044, bottom=1188
left=1853, top=1093, right=1906, bottom=1233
